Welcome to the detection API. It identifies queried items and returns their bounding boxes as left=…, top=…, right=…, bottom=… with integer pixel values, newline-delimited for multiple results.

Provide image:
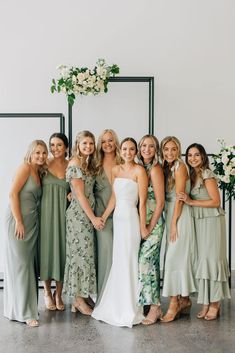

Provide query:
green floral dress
left=138, top=165, right=165, bottom=306
left=63, top=166, right=97, bottom=299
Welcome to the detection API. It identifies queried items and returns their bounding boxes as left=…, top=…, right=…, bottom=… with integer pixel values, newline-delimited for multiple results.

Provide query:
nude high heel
left=204, top=304, right=220, bottom=321
left=161, top=300, right=181, bottom=323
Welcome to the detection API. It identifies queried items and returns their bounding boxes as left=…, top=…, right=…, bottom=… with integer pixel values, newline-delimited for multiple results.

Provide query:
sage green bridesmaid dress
left=63, top=166, right=96, bottom=299
left=4, top=175, right=41, bottom=322
left=40, top=172, right=70, bottom=282
left=162, top=177, right=197, bottom=297
left=191, top=169, right=230, bottom=304
left=94, top=171, right=113, bottom=304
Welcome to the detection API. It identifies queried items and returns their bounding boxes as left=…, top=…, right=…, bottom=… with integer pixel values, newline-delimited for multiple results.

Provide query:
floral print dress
left=63, top=166, right=97, bottom=299
left=138, top=166, right=165, bottom=306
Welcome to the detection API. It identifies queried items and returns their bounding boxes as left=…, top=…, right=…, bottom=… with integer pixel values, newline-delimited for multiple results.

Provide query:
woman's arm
left=71, top=178, right=104, bottom=230
left=147, top=164, right=165, bottom=234
left=170, top=163, right=188, bottom=242
left=137, top=166, right=149, bottom=239
left=9, top=163, right=30, bottom=239
left=178, top=178, right=220, bottom=208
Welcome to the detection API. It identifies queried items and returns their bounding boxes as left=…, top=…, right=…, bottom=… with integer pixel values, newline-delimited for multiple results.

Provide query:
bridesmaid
left=63, top=131, right=103, bottom=315
left=137, top=135, right=165, bottom=325
left=4, top=140, right=48, bottom=327
left=40, top=133, right=69, bottom=311
left=178, top=143, right=230, bottom=320
left=95, top=129, right=121, bottom=304
left=160, top=136, right=197, bottom=322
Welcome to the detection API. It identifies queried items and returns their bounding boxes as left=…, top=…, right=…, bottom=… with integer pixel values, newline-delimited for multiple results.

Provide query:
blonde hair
left=96, top=129, right=122, bottom=174
left=72, top=130, right=97, bottom=175
left=137, top=134, right=160, bottom=173
left=160, top=136, right=183, bottom=191
left=24, top=140, right=48, bottom=176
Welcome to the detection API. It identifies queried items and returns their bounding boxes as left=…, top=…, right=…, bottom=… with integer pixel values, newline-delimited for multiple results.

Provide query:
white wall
left=0, top=0, right=234, bottom=270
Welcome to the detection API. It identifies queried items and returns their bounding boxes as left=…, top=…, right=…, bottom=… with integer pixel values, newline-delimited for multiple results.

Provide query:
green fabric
left=191, top=169, right=230, bottom=304
left=138, top=177, right=165, bottom=305
left=4, top=176, right=41, bottom=322
left=162, top=179, right=197, bottom=297
left=63, top=166, right=96, bottom=298
left=94, top=171, right=113, bottom=305
left=40, top=172, right=69, bottom=282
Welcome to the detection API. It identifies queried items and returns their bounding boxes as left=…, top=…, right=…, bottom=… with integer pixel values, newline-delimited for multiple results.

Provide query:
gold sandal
left=204, top=304, right=220, bottom=321
left=44, top=290, right=56, bottom=311
left=197, top=305, right=209, bottom=319
left=161, top=300, right=181, bottom=323
left=26, top=319, right=39, bottom=327
left=53, top=291, right=65, bottom=311
left=142, top=305, right=163, bottom=326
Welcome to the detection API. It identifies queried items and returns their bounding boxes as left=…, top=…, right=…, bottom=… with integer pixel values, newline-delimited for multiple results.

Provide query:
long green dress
left=191, top=169, right=230, bottom=304
left=162, top=172, right=197, bottom=297
left=94, top=171, right=113, bottom=304
left=138, top=165, right=165, bottom=306
left=40, top=171, right=69, bottom=282
left=63, top=166, right=97, bottom=299
left=4, top=175, right=41, bottom=322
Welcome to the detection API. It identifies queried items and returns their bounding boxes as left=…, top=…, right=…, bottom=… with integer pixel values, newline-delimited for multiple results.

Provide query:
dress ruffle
left=196, top=258, right=230, bottom=282
left=192, top=206, right=225, bottom=219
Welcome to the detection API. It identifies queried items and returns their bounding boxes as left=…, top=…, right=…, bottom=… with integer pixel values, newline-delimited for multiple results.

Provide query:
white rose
left=221, top=153, right=229, bottom=164
left=72, top=75, right=77, bottom=83
left=221, top=175, right=230, bottom=183
left=61, top=86, right=67, bottom=93
left=77, top=73, right=85, bottom=83
left=231, top=168, right=235, bottom=176
left=96, top=66, right=107, bottom=77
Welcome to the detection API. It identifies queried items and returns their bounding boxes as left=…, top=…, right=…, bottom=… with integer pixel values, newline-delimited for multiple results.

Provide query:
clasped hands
left=92, top=216, right=105, bottom=231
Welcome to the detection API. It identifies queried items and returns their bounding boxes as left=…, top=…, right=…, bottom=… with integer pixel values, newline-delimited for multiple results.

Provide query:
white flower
left=61, top=86, right=67, bottom=93
left=223, top=165, right=232, bottom=175
left=231, top=168, right=235, bottom=176
left=221, top=175, right=230, bottom=183
left=221, top=153, right=229, bottom=165
left=96, top=66, right=107, bottom=77
left=77, top=72, right=86, bottom=83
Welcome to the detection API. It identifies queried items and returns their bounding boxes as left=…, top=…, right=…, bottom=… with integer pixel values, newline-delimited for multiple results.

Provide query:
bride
left=92, top=137, right=148, bottom=327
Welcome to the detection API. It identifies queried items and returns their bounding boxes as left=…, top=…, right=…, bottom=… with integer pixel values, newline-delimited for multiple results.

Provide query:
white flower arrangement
left=51, top=58, right=119, bottom=106
left=212, top=138, right=235, bottom=199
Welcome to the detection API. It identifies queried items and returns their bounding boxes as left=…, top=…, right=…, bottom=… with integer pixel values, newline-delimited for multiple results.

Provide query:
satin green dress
left=138, top=166, right=165, bottom=306
left=162, top=174, right=197, bottom=297
left=4, top=175, right=41, bottom=322
left=94, top=171, right=113, bottom=304
left=191, top=169, right=230, bottom=304
left=40, top=171, right=70, bottom=282
left=63, top=166, right=96, bottom=299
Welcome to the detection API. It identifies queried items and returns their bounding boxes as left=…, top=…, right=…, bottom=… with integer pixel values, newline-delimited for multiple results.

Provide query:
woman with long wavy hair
left=95, top=129, right=121, bottom=305
left=160, top=136, right=197, bottom=323
left=63, top=131, right=104, bottom=315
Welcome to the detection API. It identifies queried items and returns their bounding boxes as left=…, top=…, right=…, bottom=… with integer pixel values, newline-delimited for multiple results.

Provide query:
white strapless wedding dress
left=92, top=178, right=144, bottom=327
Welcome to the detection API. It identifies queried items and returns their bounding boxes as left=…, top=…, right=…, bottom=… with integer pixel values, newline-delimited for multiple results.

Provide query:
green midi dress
left=4, top=175, right=41, bottom=322
left=63, top=166, right=97, bottom=299
left=40, top=171, right=69, bottom=282
left=162, top=178, right=197, bottom=297
left=94, top=171, right=113, bottom=304
left=138, top=177, right=165, bottom=306
left=191, top=169, right=230, bottom=304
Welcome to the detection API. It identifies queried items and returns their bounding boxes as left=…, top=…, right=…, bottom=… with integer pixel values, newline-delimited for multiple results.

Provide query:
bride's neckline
left=115, top=177, right=137, bottom=184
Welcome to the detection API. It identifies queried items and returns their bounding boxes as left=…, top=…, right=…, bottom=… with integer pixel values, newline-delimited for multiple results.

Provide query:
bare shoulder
left=150, top=164, right=163, bottom=177
left=15, top=163, right=31, bottom=177
left=135, top=164, right=146, bottom=177
left=175, top=161, right=187, bottom=176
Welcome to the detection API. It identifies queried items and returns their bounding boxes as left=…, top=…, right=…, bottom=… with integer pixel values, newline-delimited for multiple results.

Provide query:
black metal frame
left=0, top=113, right=65, bottom=133
left=0, top=113, right=65, bottom=288
left=68, top=76, right=154, bottom=150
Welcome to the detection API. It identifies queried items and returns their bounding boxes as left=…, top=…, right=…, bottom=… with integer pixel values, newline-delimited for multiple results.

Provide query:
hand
left=92, top=217, right=104, bottom=231
left=67, top=192, right=72, bottom=202
left=141, top=226, right=150, bottom=240
left=177, top=192, right=191, bottom=205
left=15, top=221, right=25, bottom=240
left=170, top=223, right=178, bottom=242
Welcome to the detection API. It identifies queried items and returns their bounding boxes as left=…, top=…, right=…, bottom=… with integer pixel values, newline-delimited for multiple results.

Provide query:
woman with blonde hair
left=4, top=140, right=48, bottom=327
left=137, top=134, right=165, bottom=325
left=95, top=129, right=121, bottom=305
left=63, top=131, right=104, bottom=315
left=160, top=136, right=197, bottom=323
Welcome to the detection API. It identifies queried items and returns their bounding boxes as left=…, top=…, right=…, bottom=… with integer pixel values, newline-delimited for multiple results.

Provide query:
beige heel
left=71, top=304, right=78, bottom=313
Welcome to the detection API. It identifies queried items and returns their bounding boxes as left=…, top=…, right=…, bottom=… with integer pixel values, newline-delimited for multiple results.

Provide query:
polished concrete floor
left=0, top=276, right=234, bottom=353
